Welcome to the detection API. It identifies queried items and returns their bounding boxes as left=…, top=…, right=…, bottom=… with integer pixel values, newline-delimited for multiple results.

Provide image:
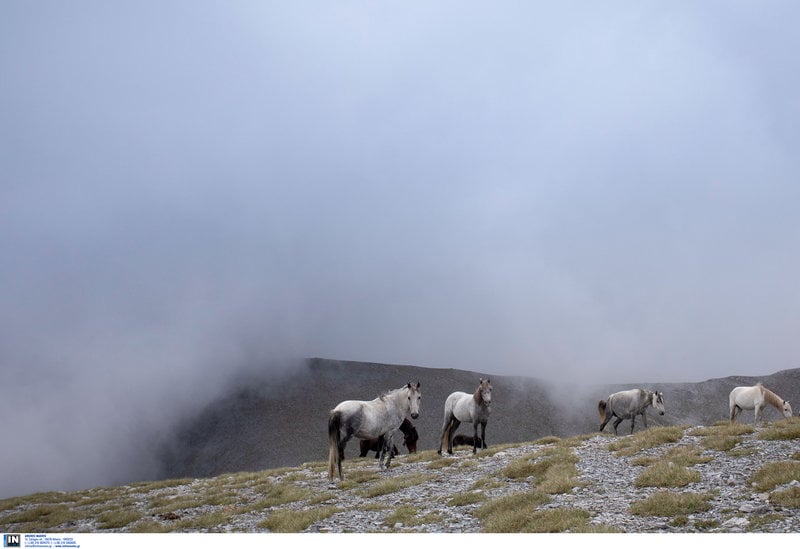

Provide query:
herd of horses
left=327, top=378, right=794, bottom=481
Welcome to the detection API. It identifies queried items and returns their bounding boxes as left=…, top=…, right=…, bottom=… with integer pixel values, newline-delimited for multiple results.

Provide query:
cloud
left=1, top=1, right=800, bottom=497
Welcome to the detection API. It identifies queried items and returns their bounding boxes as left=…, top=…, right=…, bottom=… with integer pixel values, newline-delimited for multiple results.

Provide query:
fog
left=2, top=2, right=800, bottom=498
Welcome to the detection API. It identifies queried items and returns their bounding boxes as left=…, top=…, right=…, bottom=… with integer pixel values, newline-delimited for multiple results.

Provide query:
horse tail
left=598, top=400, right=607, bottom=421
left=328, top=411, right=343, bottom=481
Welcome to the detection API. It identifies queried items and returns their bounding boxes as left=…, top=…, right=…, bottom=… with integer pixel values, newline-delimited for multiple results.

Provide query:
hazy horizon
left=2, top=1, right=800, bottom=498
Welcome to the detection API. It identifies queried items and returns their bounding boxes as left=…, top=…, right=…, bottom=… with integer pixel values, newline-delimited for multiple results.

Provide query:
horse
left=359, top=437, right=399, bottom=459
left=328, top=381, right=421, bottom=481
left=452, top=434, right=482, bottom=448
left=729, top=383, right=792, bottom=424
left=598, top=389, right=665, bottom=435
left=399, top=418, right=419, bottom=453
left=437, top=378, right=492, bottom=455
left=359, top=418, right=417, bottom=457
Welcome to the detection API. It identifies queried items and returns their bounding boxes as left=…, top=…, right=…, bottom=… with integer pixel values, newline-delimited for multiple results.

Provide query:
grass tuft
left=750, top=461, right=800, bottom=492
left=607, top=426, right=686, bottom=456
left=634, top=461, right=701, bottom=488
left=629, top=490, right=713, bottom=516
left=258, top=506, right=342, bottom=533
left=759, top=417, right=800, bottom=441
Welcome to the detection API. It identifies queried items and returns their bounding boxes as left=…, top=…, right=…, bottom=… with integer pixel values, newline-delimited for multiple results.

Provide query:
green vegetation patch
left=629, top=490, right=713, bottom=517
left=750, top=461, right=800, bottom=492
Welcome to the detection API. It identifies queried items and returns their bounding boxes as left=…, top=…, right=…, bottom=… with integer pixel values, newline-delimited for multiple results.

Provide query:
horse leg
left=481, top=421, right=487, bottom=449
left=380, top=432, right=395, bottom=471
left=641, top=411, right=648, bottom=429
left=629, top=415, right=635, bottom=434
left=612, top=416, right=623, bottom=435
left=449, top=419, right=461, bottom=454
left=438, top=414, right=452, bottom=455
left=472, top=422, right=479, bottom=454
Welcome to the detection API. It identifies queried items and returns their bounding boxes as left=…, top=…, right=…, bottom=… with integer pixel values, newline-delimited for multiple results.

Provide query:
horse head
left=651, top=390, right=665, bottom=415
left=406, top=381, right=421, bottom=419
left=782, top=400, right=793, bottom=418
left=477, top=378, right=492, bottom=405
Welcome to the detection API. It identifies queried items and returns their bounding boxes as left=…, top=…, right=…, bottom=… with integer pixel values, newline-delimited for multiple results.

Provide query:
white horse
left=729, top=383, right=792, bottom=424
left=437, top=378, right=492, bottom=455
left=598, top=389, right=665, bottom=435
left=328, top=381, right=421, bottom=481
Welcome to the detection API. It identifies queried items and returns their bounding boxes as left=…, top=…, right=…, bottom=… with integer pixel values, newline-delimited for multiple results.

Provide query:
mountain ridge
left=159, top=358, right=800, bottom=482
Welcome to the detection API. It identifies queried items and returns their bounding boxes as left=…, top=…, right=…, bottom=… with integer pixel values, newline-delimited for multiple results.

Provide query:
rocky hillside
left=2, top=421, right=800, bottom=533
left=159, top=358, right=800, bottom=482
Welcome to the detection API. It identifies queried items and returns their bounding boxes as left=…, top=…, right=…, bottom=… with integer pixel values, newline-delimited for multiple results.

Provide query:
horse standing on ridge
left=452, top=434, right=482, bottom=448
left=359, top=418, right=418, bottom=457
left=598, top=389, right=665, bottom=435
left=437, top=378, right=492, bottom=455
left=328, top=381, right=421, bottom=481
left=729, top=383, right=792, bottom=424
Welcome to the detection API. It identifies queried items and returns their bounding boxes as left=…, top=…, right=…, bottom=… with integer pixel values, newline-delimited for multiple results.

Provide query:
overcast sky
left=2, top=2, right=800, bottom=497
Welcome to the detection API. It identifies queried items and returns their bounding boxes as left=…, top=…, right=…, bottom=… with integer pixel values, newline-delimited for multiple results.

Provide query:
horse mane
left=761, top=385, right=786, bottom=409
left=472, top=378, right=491, bottom=405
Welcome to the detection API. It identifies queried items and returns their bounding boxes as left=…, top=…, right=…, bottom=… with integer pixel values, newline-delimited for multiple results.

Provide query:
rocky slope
left=2, top=421, right=799, bottom=533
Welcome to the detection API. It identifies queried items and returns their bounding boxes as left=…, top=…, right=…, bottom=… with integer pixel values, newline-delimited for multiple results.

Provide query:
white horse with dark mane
left=328, top=381, right=421, bottom=481
left=598, top=389, right=665, bottom=435
left=729, top=383, right=792, bottom=424
left=437, top=378, right=492, bottom=455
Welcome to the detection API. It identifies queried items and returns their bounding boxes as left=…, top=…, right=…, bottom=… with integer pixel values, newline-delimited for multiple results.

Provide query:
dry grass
left=358, top=473, right=436, bottom=498
left=447, top=491, right=487, bottom=507
left=258, top=506, right=342, bottom=532
left=607, top=426, right=686, bottom=456
left=759, top=417, right=800, bottom=441
left=629, top=490, right=714, bottom=516
left=750, top=461, right=800, bottom=492
left=770, top=486, right=800, bottom=508
left=690, top=422, right=754, bottom=452
left=634, top=461, right=701, bottom=488
left=474, top=490, right=550, bottom=531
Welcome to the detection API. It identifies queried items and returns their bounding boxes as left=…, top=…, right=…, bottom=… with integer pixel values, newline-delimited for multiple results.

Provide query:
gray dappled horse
left=598, top=389, right=665, bottom=435
left=328, top=382, right=421, bottom=481
left=438, top=378, right=492, bottom=455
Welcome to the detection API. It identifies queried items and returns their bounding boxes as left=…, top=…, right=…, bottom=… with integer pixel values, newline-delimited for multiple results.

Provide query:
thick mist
left=2, top=2, right=800, bottom=498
